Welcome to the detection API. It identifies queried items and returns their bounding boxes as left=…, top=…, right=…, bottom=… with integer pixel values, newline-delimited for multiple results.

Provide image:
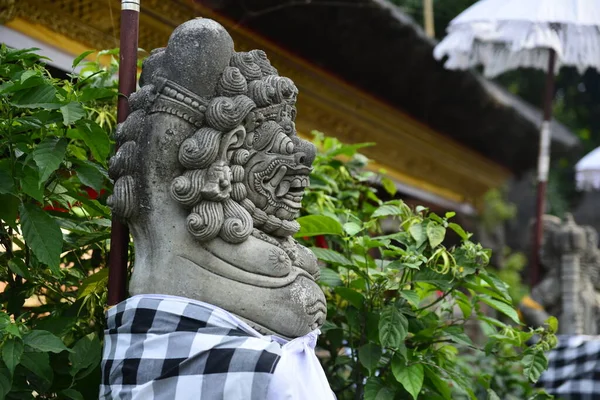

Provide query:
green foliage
left=478, top=188, right=529, bottom=305
left=0, top=46, right=558, bottom=400
left=300, top=133, right=556, bottom=399
left=0, top=46, right=118, bottom=399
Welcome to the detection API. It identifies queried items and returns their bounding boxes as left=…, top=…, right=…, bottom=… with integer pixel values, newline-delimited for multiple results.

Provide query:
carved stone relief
left=520, top=214, right=600, bottom=335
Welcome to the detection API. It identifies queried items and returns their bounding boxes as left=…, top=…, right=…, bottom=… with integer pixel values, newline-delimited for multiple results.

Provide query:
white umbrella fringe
left=434, top=21, right=600, bottom=78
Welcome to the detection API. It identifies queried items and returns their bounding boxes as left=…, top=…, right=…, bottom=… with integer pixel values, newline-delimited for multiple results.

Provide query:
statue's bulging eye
left=286, top=141, right=294, bottom=154
left=273, top=134, right=294, bottom=154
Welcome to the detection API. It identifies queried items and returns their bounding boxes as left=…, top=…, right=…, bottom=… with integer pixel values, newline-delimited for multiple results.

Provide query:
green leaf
left=2, top=338, right=23, bottom=374
left=4, top=324, right=21, bottom=338
left=79, top=87, right=116, bottom=102
left=425, top=365, right=452, bottom=398
left=72, top=50, right=96, bottom=68
left=13, top=115, right=46, bottom=131
left=70, top=120, right=111, bottom=163
left=68, top=143, right=89, bottom=160
left=522, top=350, right=548, bottom=383
left=32, top=137, right=67, bottom=182
left=372, top=204, right=405, bottom=218
left=295, top=215, right=343, bottom=237
left=62, top=388, right=85, bottom=400
left=0, top=160, right=14, bottom=195
left=0, top=194, right=19, bottom=228
left=19, top=70, right=38, bottom=83
left=0, top=313, right=10, bottom=330
left=455, top=291, right=472, bottom=319
left=318, top=268, right=343, bottom=287
left=479, top=297, right=521, bottom=325
left=400, top=290, right=420, bottom=307
left=335, top=287, right=365, bottom=309
left=358, top=343, right=381, bottom=375
left=448, top=222, right=471, bottom=240
left=343, top=222, right=362, bottom=236
left=75, top=161, right=105, bottom=191
left=364, top=377, right=395, bottom=400
left=69, top=333, right=101, bottom=375
left=409, top=223, right=427, bottom=247
left=392, top=360, right=424, bottom=400
left=23, top=330, right=69, bottom=353
left=444, top=326, right=473, bottom=346
left=327, top=142, right=375, bottom=157
left=60, top=102, right=86, bottom=126
left=77, top=268, right=109, bottom=299
left=310, top=247, right=352, bottom=265
left=426, top=222, right=446, bottom=248
left=10, top=83, right=60, bottom=109
left=0, top=364, right=10, bottom=400
left=413, top=268, right=453, bottom=291
left=479, top=272, right=512, bottom=302
left=487, top=389, right=501, bottom=400
left=20, top=165, right=43, bottom=202
left=19, top=203, right=63, bottom=270
left=545, top=316, right=558, bottom=333
left=380, top=177, right=397, bottom=196
left=379, top=305, right=408, bottom=348
left=20, top=351, right=53, bottom=388
left=8, top=259, right=29, bottom=279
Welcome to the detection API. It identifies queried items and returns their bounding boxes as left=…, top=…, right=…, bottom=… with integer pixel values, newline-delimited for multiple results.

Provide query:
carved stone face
left=244, top=120, right=313, bottom=221
left=107, top=18, right=325, bottom=338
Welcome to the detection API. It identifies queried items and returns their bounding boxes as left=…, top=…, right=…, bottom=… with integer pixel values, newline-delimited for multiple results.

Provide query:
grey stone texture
left=107, top=18, right=326, bottom=339
left=520, top=214, right=600, bottom=335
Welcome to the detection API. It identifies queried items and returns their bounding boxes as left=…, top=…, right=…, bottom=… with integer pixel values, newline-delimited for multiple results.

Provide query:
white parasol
left=433, top=0, right=600, bottom=286
left=576, top=147, right=600, bottom=191
left=434, top=0, right=600, bottom=78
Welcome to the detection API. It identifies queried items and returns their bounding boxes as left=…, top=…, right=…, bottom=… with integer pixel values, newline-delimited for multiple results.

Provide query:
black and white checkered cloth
left=537, top=335, right=600, bottom=399
left=100, top=294, right=282, bottom=399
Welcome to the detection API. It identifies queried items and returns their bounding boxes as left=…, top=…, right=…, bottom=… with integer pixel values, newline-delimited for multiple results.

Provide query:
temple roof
left=204, top=0, right=581, bottom=174
left=1, top=0, right=581, bottom=208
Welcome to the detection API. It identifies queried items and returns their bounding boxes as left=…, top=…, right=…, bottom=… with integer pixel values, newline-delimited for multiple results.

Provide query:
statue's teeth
left=291, top=178, right=302, bottom=188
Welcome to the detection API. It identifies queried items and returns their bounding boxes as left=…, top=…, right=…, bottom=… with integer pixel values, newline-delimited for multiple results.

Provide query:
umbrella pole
left=107, top=0, right=140, bottom=306
left=531, top=49, right=557, bottom=287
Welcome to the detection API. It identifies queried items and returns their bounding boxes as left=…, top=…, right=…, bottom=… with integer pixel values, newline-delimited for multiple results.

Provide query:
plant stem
left=416, top=285, right=457, bottom=313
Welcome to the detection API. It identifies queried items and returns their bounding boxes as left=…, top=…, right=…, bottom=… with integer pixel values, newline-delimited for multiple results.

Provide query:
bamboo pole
left=107, top=0, right=140, bottom=306
left=531, top=49, right=557, bottom=287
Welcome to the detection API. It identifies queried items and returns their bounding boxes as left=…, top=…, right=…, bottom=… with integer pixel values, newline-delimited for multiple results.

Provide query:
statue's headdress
left=108, top=18, right=315, bottom=243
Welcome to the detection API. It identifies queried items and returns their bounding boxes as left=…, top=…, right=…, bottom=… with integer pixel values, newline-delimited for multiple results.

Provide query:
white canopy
left=576, top=147, right=600, bottom=191
left=433, top=0, right=600, bottom=78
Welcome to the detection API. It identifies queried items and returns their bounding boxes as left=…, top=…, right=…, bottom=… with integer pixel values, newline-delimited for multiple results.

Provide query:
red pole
left=531, top=49, right=557, bottom=287
left=107, top=0, right=140, bottom=306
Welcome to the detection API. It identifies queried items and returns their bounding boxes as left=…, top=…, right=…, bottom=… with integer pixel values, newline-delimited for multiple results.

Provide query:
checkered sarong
left=100, top=294, right=282, bottom=399
left=537, top=335, right=600, bottom=399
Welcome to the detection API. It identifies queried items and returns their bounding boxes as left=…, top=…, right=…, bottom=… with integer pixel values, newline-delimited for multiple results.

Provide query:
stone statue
left=101, top=18, right=332, bottom=399
left=520, top=214, right=600, bottom=335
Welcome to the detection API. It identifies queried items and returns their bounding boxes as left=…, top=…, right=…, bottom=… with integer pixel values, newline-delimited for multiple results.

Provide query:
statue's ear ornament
left=218, top=126, right=247, bottom=162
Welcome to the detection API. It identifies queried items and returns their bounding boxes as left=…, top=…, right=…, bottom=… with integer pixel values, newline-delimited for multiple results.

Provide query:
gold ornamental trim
left=0, top=0, right=16, bottom=25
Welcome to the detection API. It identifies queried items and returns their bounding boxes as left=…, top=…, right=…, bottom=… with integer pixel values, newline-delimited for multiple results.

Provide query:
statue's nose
left=293, top=139, right=316, bottom=167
